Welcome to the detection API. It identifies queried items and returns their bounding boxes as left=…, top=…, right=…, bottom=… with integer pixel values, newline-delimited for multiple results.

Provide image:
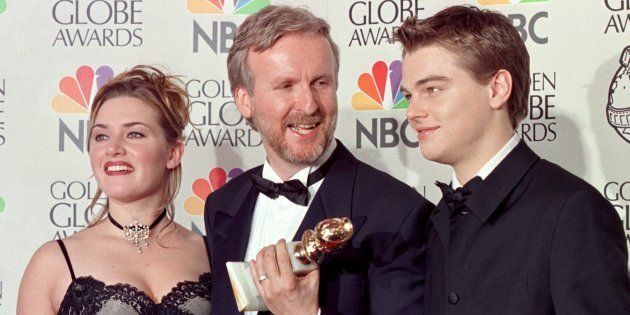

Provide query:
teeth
left=289, top=123, right=318, bottom=135
left=107, top=165, right=133, bottom=172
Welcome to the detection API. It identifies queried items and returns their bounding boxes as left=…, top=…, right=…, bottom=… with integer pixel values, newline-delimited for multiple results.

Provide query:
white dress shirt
left=244, top=141, right=337, bottom=315
left=452, top=134, right=520, bottom=188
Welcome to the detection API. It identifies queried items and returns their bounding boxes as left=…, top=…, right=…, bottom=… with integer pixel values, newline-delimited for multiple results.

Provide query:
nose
left=406, top=95, right=429, bottom=121
left=106, top=137, right=125, bottom=157
left=295, top=85, right=319, bottom=115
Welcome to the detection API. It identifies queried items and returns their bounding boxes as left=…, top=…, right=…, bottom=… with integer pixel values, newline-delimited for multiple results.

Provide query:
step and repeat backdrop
left=0, top=0, right=628, bottom=312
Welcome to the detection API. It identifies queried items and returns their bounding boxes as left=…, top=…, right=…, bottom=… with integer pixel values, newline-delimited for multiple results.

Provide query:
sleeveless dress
left=56, top=240, right=212, bottom=315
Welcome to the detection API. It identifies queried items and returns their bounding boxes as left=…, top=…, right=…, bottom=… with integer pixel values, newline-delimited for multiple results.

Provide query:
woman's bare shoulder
left=18, top=240, right=70, bottom=314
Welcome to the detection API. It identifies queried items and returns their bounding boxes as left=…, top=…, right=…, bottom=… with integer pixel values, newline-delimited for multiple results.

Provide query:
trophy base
left=225, top=262, right=269, bottom=312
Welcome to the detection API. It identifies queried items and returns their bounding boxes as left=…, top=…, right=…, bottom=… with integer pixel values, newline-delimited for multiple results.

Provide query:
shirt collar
left=452, top=134, right=520, bottom=188
left=262, top=139, right=338, bottom=186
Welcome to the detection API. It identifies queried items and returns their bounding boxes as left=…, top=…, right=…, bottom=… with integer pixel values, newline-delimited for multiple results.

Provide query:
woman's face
left=89, top=96, right=181, bottom=204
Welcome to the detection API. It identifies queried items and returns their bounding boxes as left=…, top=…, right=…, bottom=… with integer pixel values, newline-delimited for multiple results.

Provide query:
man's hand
left=250, top=239, right=319, bottom=315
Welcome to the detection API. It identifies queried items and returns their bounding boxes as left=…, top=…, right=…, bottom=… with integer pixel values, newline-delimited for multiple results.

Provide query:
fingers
left=253, top=245, right=278, bottom=295
left=275, top=239, right=294, bottom=278
left=262, top=244, right=281, bottom=279
left=249, top=259, right=266, bottom=296
left=251, top=241, right=321, bottom=315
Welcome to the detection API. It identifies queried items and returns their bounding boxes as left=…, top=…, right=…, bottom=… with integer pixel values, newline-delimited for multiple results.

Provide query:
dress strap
left=56, top=239, right=76, bottom=281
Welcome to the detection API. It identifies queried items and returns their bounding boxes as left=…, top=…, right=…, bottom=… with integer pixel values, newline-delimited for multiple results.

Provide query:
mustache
left=283, top=113, right=323, bottom=126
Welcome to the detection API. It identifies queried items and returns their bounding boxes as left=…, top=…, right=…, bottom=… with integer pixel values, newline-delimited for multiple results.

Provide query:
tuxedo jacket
left=205, top=140, right=434, bottom=315
left=425, top=141, right=630, bottom=314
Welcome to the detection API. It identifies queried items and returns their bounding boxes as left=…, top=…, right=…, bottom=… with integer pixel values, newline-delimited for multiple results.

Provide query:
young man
left=204, top=5, right=434, bottom=314
left=397, top=5, right=630, bottom=314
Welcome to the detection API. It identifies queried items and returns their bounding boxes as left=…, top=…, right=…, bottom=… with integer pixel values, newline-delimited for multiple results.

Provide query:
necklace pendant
left=123, top=220, right=150, bottom=254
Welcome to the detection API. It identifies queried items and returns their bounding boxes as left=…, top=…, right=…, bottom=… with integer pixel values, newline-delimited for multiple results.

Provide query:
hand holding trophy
left=226, top=217, right=354, bottom=312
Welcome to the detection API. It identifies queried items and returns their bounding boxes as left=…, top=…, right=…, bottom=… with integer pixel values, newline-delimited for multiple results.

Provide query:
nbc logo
left=51, top=65, right=114, bottom=113
left=352, top=60, right=408, bottom=111
left=477, top=0, right=547, bottom=4
left=184, top=167, right=244, bottom=215
left=187, top=0, right=270, bottom=14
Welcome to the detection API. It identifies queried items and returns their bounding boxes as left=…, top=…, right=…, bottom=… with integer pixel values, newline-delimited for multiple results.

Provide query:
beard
left=251, top=107, right=337, bottom=165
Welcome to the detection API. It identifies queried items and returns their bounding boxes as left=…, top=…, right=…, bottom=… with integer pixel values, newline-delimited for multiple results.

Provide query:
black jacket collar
left=429, top=140, right=540, bottom=247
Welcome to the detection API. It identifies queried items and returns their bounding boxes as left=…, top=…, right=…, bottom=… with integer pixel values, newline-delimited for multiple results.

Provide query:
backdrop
left=1, top=0, right=629, bottom=312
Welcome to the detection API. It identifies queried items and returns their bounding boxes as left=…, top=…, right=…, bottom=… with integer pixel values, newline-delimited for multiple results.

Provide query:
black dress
left=56, top=240, right=212, bottom=315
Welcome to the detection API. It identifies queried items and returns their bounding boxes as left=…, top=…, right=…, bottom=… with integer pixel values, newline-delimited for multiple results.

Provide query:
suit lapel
left=213, top=166, right=262, bottom=262
left=429, top=200, right=451, bottom=248
left=293, top=194, right=327, bottom=241
left=465, top=141, right=540, bottom=223
left=292, top=140, right=366, bottom=241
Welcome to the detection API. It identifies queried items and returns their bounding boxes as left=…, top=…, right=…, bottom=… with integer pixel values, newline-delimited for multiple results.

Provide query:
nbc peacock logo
left=184, top=167, right=244, bottom=215
left=51, top=65, right=114, bottom=114
left=187, top=0, right=270, bottom=14
left=352, top=60, right=408, bottom=111
left=477, top=0, right=547, bottom=4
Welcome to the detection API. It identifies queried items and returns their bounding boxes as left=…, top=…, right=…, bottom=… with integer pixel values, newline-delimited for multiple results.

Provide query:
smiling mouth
left=107, top=165, right=133, bottom=172
left=104, top=163, right=134, bottom=175
left=288, top=123, right=320, bottom=135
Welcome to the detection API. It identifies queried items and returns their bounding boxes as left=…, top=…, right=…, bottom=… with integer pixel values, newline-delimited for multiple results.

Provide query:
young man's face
left=236, top=33, right=338, bottom=166
left=402, top=44, right=496, bottom=167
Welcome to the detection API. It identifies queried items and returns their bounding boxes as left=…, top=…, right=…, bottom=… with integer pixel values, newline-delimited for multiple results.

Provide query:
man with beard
left=204, top=5, right=434, bottom=315
left=397, top=6, right=630, bottom=314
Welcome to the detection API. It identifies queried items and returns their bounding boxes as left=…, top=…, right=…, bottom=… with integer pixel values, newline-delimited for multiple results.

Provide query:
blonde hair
left=86, top=65, right=190, bottom=226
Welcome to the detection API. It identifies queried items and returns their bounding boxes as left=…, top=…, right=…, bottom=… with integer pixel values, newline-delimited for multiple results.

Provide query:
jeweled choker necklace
left=108, top=210, right=167, bottom=254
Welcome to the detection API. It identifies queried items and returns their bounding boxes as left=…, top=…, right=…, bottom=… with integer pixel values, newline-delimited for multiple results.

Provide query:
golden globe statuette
left=226, top=217, right=354, bottom=312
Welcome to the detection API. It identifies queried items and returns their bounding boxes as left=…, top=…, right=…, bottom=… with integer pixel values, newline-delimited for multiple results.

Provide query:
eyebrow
left=415, top=75, right=450, bottom=86
left=91, top=122, right=149, bottom=131
left=402, top=75, right=450, bottom=94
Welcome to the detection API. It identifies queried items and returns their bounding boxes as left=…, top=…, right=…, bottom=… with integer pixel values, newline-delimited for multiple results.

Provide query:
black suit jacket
left=205, top=140, right=434, bottom=314
left=426, top=141, right=630, bottom=314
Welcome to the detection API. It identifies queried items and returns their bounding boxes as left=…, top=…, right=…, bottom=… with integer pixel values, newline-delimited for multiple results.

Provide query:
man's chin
left=281, top=146, right=324, bottom=164
left=280, top=137, right=329, bottom=164
left=420, top=146, right=444, bottom=164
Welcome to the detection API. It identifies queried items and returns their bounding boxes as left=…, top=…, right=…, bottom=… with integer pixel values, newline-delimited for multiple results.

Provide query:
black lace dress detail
left=56, top=240, right=211, bottom=315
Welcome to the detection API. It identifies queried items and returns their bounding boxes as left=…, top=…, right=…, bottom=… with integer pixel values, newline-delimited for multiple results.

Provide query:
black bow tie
left=250, top=148, right=336, bottom=206
left=435, top=176, right=482, bottom=214
left=250, top=176, right=309, bottom=206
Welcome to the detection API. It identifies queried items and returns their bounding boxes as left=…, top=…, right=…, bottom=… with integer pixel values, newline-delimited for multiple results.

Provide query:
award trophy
left=226, top=217, right=354, bottom=312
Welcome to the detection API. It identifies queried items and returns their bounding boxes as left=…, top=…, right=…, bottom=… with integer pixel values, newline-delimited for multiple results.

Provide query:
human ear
left=234, top=87, right=253, bottom=120
left=488, top=69, right=513, bottom=110
left=166, top=139, right=184, bottom=169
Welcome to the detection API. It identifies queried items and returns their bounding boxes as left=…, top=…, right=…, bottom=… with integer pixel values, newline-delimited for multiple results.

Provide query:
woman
left=18, top=65, right=211, bottom=314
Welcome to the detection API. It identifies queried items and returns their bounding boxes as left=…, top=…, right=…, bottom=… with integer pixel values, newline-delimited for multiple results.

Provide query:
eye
left=315, top=79, right=330, bottom=87
left=94, top=134, right=108, bottom=141
left=127, top=131, right=145, bottom=138
left=278, top=82, right=293, bottom=89
left=427, top=87, right=441, bottom=94
left=402, top=93, right=411, bottom=100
